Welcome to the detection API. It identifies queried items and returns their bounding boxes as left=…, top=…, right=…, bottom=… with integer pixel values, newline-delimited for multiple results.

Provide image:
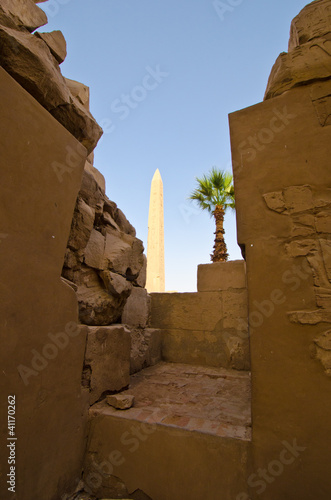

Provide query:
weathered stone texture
left=288, top=0, right=331, bottom=51
left=263, top=185, right=331, bottom=325
left=84, top=159, right=106, bottom=192
left=84, top=326, right=131, bottom=405
left=229, top=1, right=331, bottom=490
left=311, top=329, right=331, bottom=375
left=107, top=393, right=135, bottom=410
left=130, top=327, right=161, bottom=374
left=151, top=281, right=249, bottom=370
left=81, top=468, right=130, bottom=500
left=222, top=289, right=248, bottom=330
left=197, top=260, right=246, bottom=292
left=151, top=292, right=224, bottom=331
left=122, top=287, right=151, bottom=328
left=161, top=328, right=230, bottom=368
left=85, top=377, right=250, bottom=500
left=265, top=0, right=331, bottom=101
left=0, top=0, right=102, bottom=153
left=0, top=0, right=47, bottom=32
left=62, top=167, right=145, bottom=326
left=0, top=67, right=89, bottom=500
left=311, top=79, right=331, bottom=127
left=35, top=29, right=66, bottom=63
left=265, top=38, right=331, bottom=100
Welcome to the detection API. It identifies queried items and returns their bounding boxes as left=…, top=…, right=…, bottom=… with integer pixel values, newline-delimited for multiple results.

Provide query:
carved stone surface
left=311, top=329, right=331, bottom=375
left=263, top=185, right=331, bottom=324
left=310, top=80, right=331, bottom=127
left=129, top=327, right=162, bottom=374
left=265, top=0, right=331, bottom=101
left=265, top=38, right=331, bottom=100
left=229, top=4, right=331, bottom=488
left=288, top=0, right=331, bottom=51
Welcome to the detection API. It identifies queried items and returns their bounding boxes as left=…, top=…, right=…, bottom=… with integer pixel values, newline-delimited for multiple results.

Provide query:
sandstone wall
left=229, top=1, right=331, bottom=498
left=0, top=66, right=89, bottom=500
left=0, top=1, right=148, bottom=499
left=151, top=261, right=250, bottom=371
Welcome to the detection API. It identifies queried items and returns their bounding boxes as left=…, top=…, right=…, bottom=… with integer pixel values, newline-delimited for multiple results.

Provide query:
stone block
left=288, top=0, right=331, bottom=51
left=320, top=239, right=331, bottom=281
left=80, top=168, right=105, bottom=211
left=265, top=37, right=331, bottom=100
left=106, top=393, right=134, bottom=410
left=0, top=67, right=89, bottom=499
left=65, top=77, right=90, bottom=110
left=310, top=79, right=331, bottom=127
left=0, top=0, right=47, bottom=32
left=81, top=468, right=129, bottom=500
left=84, top=229, right=105, bottom=270
left=63, top=248, right=80, bottom=270
left=104, top=229, right=144, bottom=277
left=311, top=330, right=331, bottom=376
left=151, top=292, right=223, bottom=331
left=67, top=197, right=95, bottom=251
left=223, top=334, right=250, bottom=371
left=102, top=210, right=121, bottom=231
left=283, top=185, right=314, bottom=213
left=116, top=208, right=136, bottom=236
left=0, top=24, right=70, bottom=103
left=99, top=270, right=132, bottom=297
left=76, top=268, right=130, bottom=326
left=230, top=25, right=331, bottom=493
left=130, top=328, right=161, bottom=374
left=0, top=26, right=102, bottom=153
left=286, top=239, right=317, bottom=257
left=161, top=329, right=230, bottom=368
left=84, top=160, right=105, bottom=193
left=84, top=413, right=250, bottom=500
left=35, top=30, right=67, bottom=63
left=222, top=289, right=248, bottom=330
left=197, top=260, right=246, bottom=292
left=315, top=211, right=331, bottom=234
left=263, top=191, right=286, bottom=213
left=84, top=325, right=131, bottom=405
left=136, top=254, right=147, bottom=288
left=122, top=287, right=150, bottom=327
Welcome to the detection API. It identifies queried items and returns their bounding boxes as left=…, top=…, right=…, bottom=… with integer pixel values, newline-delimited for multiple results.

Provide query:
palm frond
left=189, top=167, right=235, bottom=214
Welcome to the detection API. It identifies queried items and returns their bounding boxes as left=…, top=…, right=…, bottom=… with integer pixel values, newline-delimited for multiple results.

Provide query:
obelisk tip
left=152, top=168, right=162, bottom=181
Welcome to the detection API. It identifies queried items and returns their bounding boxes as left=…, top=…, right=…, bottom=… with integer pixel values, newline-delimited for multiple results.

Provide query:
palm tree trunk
left=211, top=204, right=228, bottom=262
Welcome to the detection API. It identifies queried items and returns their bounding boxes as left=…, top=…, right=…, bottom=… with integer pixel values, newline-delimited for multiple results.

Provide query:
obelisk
left=146, top=169, right=165, bottom=292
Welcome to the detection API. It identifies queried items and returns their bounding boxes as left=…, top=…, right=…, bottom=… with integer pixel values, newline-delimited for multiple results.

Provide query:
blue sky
left=40, top=0, right=309, bottom=291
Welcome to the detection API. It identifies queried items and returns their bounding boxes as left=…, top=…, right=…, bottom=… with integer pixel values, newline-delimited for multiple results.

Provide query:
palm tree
left=189, top=167, right=235, bottom=262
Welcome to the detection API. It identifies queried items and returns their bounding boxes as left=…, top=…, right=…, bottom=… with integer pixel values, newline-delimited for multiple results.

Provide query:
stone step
left=158, top=326, right=250, bottom=370
left=83, top=362, right=251, bottom=500
left=149, top=261, right=249, bottom=371
left=150, top=288, right=249, bottom=370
